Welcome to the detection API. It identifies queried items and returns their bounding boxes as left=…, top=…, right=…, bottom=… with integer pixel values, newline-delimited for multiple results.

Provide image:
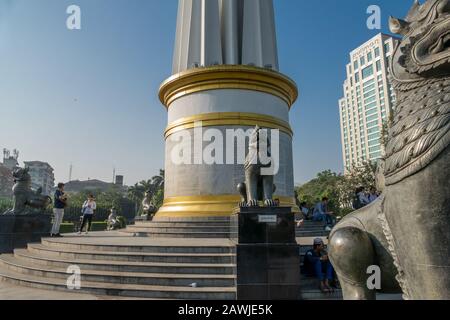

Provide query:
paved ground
left=43, top=232, right=236, bottom=247
left=0, top=282, right=402, bottom=300
left=0, top=282, right=111, bottom=300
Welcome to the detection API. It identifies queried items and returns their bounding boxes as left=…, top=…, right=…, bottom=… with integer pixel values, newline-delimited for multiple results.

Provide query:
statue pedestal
left=0, top=214, right=51, bottom=253
left=234, top=207, right=301, bottom=300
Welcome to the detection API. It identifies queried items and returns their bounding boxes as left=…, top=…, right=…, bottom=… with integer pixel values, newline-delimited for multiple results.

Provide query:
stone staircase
left=123, top=217, right=232, bottom=238
left=0, top=217, right=341, bottom=300
left=122, top=217, right=330, bottom=239
left=0, top=235, right=236, bottom=299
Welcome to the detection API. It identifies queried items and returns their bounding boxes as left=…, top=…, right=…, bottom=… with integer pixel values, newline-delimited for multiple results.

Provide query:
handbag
left=81, top=201, right=88, bottom=214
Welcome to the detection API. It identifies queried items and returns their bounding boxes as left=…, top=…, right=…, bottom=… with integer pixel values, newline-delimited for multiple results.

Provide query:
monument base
left=0, top=214, right=52, bottom=253
left=234, top=207, right=301, bottom=300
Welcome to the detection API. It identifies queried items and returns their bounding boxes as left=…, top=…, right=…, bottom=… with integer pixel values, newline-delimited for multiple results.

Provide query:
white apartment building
left=339, top=33, right=399, bottom=174
left=24, top=161, right=55, bottom=196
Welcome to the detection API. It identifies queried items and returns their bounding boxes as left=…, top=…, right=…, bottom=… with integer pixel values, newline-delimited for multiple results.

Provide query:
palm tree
left=151, top=170, right=165, bottom=191
left=127, top=183, right=145, bottom=215
left=127, top=170, right=166, bottom=215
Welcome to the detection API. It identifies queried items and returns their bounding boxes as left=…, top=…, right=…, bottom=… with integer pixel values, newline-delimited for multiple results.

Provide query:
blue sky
left=0, top=0, right=412, bottom=186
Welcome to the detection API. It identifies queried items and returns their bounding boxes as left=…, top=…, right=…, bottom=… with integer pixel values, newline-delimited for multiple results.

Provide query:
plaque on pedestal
left=234, top=207, right=301, bottom=300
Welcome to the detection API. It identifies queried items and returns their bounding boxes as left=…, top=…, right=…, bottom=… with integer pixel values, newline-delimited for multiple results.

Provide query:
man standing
left=51, top=183, right=66, bottom=237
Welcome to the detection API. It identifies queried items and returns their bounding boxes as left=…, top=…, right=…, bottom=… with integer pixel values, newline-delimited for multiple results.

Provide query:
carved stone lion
left=329, top=0, right=450, bottom=300
left=237, top=126, right=277, bottom=207
left=3, top=167, right=52, bottom=215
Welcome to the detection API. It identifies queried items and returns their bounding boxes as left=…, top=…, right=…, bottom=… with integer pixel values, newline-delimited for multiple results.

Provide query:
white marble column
left=259, top=0, right=279, bottom=70
left=201, top=0, right=223, bottom=67
left=220, top=0, right=239, bottom=65
left=172, top=0, right=279, bottom=73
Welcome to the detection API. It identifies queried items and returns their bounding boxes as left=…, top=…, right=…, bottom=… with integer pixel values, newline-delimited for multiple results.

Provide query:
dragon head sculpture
left=389, top=0, right=450, bottom=88
left=384, top=0, right=450, bottom=185
left=12, top=167, right=31, bottom=183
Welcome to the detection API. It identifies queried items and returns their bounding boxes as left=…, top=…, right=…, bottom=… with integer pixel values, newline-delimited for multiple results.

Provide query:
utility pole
left=69, top=164, right=73, bottom=182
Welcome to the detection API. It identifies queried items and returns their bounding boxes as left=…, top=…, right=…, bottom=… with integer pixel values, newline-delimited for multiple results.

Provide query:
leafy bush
left=295, top=163, right=377, bottom=216
left=59, top=222, right=107, bottom=233
left=116, top=216, right=127, bottom=229
left=60, top=223, right=75, bottom=234
left=90, top=222, right=107, bottom=231
left=0, top=197, right=13, bottom=213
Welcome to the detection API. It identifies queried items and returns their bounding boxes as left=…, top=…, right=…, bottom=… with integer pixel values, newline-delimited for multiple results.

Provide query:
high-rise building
left=2, top=149, right=19, bottom=171
left=114, top=175, right=124, bottom=187
left=339, top=33, right=399, bottom=174
left=24, top=161, right=55, bottom=196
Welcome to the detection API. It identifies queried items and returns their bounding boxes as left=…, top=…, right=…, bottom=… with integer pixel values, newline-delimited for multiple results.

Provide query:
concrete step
left=0, top=265, right=236, bottom=300
left=1, top=254, right=236, bottom=287
left=11, top=250, right=236, bottom=275
left=27, top=244, right=235, bottom=264
left=123, top=231, right=235, bottom=239
left=41, top=238, right=235, bottom=254
left=299, top=277, right=343, bottom=300
left=153, top=217, right=232, bottom=222
left=125, top=226, right=231, bottom=233
left=296, top=231, right=330, bottom=237
left=136, top=222, right=231, bottom=227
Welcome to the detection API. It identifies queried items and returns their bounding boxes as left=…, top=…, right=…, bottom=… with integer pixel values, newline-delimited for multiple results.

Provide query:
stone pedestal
left=0, top=214, right=51, bottom=253
left=234, top=207, right=301, bottom=300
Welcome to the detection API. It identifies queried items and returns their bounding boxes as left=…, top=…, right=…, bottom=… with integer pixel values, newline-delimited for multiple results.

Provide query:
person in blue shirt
left=303, top=238, right=335, bottom=293
left=312, top=197, right=336, bottom=227
left=299, top=201, right=311, bottom=220
left=51, top=183, right=67, bottom=237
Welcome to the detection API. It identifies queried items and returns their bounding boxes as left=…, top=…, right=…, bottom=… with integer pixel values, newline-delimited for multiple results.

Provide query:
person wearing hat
left=302, top=238, right=335, bottom=293
left=78, top=194, right=96, bottom=235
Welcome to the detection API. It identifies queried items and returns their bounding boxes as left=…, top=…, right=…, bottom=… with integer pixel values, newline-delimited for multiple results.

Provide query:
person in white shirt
left=78, top=194, right=96, bottom=235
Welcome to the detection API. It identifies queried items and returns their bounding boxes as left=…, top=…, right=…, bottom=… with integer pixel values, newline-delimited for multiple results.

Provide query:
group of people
left=299, top=197, right=337, bottom=230
left=50, top=182, right=100, bottom=237
left=353, top=186, right=379, bottom=210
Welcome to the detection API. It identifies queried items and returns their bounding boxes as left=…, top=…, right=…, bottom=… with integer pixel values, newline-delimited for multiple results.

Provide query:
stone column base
left=0, top=214, right=52, bottom=253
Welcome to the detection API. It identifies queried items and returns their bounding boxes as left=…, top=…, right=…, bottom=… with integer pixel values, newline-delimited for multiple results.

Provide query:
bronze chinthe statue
left=329, top=0, right=450, bottom=300
left=3, top=167, right=52, bottom=215
left=237, top=126, right=277, bottom=207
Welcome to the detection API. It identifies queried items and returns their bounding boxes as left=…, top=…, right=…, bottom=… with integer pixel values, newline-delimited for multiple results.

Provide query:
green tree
left=126, top=169, right=165, bottom=216
left=295, top=170, right=344, bottom=214
left=336, top=161, right=377, bottom=210
left=127, top=183, right=145, bottom=214
left=295, top=163, right=378, bottom=217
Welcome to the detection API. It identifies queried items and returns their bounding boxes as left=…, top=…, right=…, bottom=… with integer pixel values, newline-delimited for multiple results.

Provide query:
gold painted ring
left=159, top=65, right=298, bottom=108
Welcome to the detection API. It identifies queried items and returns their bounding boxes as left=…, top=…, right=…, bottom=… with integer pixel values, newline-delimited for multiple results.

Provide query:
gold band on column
left=156, top=195, right=300, bottom=218
left=159, top=65, right=299, bottom=108
left=165, top=112, right=293, bottom=138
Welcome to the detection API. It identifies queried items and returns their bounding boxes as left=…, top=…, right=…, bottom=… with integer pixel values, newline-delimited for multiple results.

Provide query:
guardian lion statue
left=329, top=0, right=450, bottom=300
left=3, top=167, right=52, bottom=215
left=237, top=126, right=277, bottom=207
